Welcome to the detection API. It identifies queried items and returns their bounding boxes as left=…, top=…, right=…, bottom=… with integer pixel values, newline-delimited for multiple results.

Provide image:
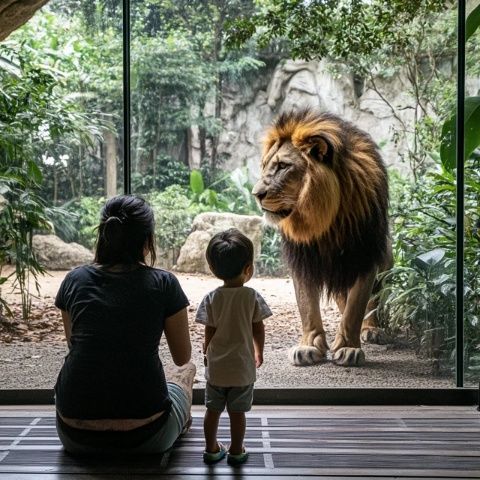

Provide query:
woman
left=54, top=195, right=195, bottom=454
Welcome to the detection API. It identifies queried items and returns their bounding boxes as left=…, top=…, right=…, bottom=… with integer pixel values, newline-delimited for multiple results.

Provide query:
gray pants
left=56, top=383, right=190, bottom=455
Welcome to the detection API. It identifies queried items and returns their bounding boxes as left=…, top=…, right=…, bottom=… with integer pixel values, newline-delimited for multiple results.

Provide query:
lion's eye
left=277, top=162, right=288, bottom=170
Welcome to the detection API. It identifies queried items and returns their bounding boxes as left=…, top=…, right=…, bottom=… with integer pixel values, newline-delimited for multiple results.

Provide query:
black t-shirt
left=54, top=264, right=189, bottom=420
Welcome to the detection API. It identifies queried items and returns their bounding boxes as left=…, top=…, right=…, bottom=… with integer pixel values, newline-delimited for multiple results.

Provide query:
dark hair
left=206, top=228, right=254, bottom=280
left=94, top=195, right=156, bottom=267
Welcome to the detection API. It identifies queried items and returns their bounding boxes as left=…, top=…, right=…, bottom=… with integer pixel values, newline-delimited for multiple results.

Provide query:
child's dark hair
left=94, top=195, right=156, bottom=266
left=206, top=228, right=254, bottom=280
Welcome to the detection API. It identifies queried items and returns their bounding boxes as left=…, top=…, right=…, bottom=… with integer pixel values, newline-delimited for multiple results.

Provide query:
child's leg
left=204, top=408, right=222, bottom=452
left=227, top=411, right=246, bottom=455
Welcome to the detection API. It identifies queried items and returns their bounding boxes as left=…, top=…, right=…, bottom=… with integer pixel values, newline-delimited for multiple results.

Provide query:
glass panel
left=464, top=2, right=480, bottom=387
left=0, top=1, right=461, bottom=392
left=128, top=1, right=458, bottom=390
left=0, top=0, right=123, bottom=389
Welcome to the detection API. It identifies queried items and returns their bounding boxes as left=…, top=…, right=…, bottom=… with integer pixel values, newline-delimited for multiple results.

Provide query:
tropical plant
left=189, top=168, right=260, bottom=215
left=0, top=24, right=102, bottom=319
left=378, top=4, right=480, bottom=377
left=379, top=156, right=480, bottom=378
left=147, top=186, right=199, bottom=267
left=256, top=226, right=287, bottom=277
left=0, top=169, right=50, bottom=320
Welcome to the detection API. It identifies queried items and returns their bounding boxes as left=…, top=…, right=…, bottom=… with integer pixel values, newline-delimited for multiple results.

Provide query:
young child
left=195, top=228, right=272, bottom=465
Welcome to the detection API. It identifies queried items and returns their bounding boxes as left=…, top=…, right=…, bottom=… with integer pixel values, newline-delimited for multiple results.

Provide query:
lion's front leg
left=288, top=273, right=328, bottom=366
left=331, top=270, right=376, bottom=366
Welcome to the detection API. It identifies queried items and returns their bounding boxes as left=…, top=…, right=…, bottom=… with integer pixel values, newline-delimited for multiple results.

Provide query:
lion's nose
left=252, top=184, right=267, bottom=201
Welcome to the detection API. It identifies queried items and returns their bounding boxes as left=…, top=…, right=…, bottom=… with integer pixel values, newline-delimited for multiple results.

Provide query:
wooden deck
left=0, top=405, right=479, bottom=479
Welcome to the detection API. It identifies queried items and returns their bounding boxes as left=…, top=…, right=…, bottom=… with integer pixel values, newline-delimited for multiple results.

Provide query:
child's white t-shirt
left=195, top=286, right=272, bottom=387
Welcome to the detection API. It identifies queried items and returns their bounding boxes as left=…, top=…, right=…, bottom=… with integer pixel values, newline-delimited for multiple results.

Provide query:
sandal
left=227, top=448, right=249, bottom=466
left=203, top=442, right=227, bottom=464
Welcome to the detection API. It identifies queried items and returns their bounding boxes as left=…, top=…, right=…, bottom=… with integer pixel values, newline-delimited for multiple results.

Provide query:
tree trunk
left=209, top=2, right=226, bottom=173
left=104, top=130, right=117, bottom=198
left=0, top=0, right=50, bottom=42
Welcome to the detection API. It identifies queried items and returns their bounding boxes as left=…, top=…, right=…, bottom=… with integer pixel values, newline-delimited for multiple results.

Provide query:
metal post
left=456, top=0, right=465, bottom=388
left=122, top=0, right=131, bottom=195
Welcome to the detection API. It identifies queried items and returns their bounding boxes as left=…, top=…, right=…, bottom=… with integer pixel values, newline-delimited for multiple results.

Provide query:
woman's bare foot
left=164, top=362, right=196, bottom=405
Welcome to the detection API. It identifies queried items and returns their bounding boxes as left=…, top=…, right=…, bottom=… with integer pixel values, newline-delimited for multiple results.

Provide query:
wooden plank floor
left=0, top=405, right=479, bottom=479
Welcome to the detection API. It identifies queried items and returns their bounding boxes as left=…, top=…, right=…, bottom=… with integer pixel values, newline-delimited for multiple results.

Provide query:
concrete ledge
left=0, top=387, right=478, bottom=406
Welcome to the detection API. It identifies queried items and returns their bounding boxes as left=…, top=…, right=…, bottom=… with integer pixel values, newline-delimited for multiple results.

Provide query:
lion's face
left=252, top=141, right=307, bottom=224
left=252, top=114, right=342, bottom=243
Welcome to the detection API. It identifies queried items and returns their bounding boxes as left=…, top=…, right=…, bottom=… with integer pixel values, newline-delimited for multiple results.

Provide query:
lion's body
left=252, top=109, right=391, bottom=366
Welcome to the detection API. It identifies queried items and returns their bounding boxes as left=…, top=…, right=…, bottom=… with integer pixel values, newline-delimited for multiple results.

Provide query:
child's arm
left=252, top=320, right=265, bottom=368
left=204, top=325, right=216, bottom=354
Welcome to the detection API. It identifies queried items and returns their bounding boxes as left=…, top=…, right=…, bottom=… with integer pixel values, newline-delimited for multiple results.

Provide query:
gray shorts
left=56, top=383, right=190, bottom=455
left=205, top=383, right=254, bottom=413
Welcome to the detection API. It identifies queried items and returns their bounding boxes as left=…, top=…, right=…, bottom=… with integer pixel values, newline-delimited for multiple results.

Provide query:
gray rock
left=33, top=234, right=94, bottom=270
left=175, top=212, right=263, bottom=274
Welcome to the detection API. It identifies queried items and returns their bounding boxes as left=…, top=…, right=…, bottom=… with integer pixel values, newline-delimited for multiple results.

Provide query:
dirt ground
left=0, top=268, right=453, bottom=389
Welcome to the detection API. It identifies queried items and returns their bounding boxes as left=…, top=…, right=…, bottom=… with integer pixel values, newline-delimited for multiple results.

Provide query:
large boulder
left=33, top=234, right=94, bottom=270
left=176, top=212, right=263, bottom=274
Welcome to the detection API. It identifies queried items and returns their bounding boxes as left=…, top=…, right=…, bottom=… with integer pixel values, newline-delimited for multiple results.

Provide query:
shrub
left=256, top=226, right=288, bottom=277
left=379, top=161, right=480, bottom=379
left=147, top=186, right=199, bottom=267
left=54, top=197, right=104, bottom=249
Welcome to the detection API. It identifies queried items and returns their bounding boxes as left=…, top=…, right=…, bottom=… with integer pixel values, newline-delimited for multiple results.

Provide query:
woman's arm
left=164, top=307, right=192, bottom=366
left=60, top=310, right=72, bottom=350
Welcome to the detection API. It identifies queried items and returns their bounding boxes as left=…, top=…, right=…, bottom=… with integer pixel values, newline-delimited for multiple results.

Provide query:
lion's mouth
left=262, top=207, right=293, bottom=219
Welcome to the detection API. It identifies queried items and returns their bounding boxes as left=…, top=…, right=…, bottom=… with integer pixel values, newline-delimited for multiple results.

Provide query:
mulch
left=0, top=301, right=65, bottom=344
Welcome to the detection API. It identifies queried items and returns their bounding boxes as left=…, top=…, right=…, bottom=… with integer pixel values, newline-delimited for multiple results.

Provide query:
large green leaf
left=467, top=4, right=480, bottom=41
left=440, top=96, right=480, bottom=171
left=27, top=160, right=43, bottom=184
left=189, top=170, right=204, bottom=195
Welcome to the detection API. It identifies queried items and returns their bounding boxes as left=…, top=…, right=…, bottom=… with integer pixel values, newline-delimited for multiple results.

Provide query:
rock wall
left=207, top=58, right=480, bottom=181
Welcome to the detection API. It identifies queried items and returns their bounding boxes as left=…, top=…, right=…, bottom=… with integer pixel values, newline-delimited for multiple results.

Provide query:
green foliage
left=0, top=169, right=49, bottom=320
left=58, top=197, right=104, bottom=249
left=188, top=168, right=260, bottom=215
left=379, top=160, right=480, bottom=378
left=467, top=3, right=480, bottom=41
left=441, top=4, right=480, bottom=172
left=147, top=186, right=199, bottom=266
left=0, top=32, right=101, bottom=319
left=226, top=0, right=446, bottom=61
left=4, top=11, right=109, bottom=202
left=132, top=157, right=190, bottom=193
left=256, top=226, right=287, bottom=277
left=440, top=96, right=480, bottom=171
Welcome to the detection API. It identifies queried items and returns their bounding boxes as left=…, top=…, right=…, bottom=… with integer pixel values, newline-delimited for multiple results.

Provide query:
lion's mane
left=264, top=109, right=389, bottom=297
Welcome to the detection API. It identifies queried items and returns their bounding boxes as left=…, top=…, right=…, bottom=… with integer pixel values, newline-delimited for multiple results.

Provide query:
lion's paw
left=361, top=326, right=389, bottom=344
left=332, top=347, right=365, bottom=366
left=288, top=346, right=327, bottom=366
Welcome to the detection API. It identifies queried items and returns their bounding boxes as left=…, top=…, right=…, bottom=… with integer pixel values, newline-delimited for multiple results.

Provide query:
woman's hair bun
left=105, top=215, right=123, bottom=225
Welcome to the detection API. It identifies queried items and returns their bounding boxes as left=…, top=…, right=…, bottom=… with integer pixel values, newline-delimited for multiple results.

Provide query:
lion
left=252, top=108, right=392, bottom=367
